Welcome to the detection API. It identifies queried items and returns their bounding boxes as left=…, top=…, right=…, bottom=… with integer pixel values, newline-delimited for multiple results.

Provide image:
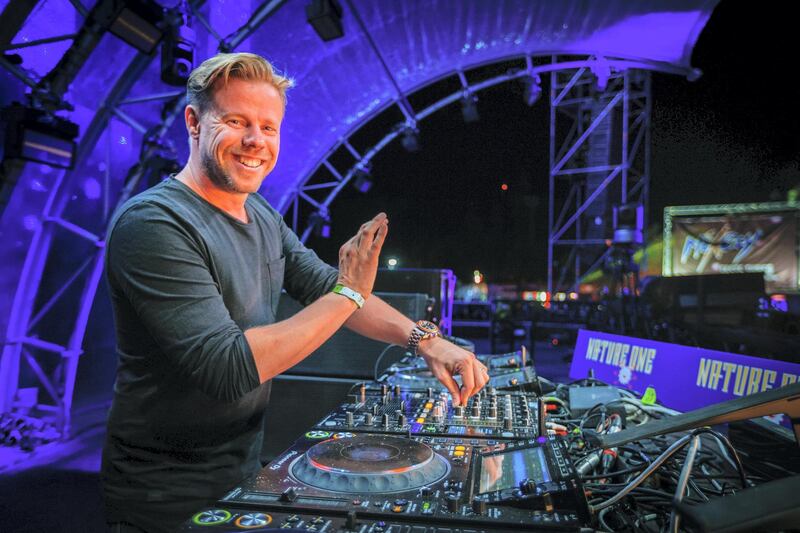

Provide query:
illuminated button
left=193, top=509, right=231, bottom=525
left=285, top=515, right=300, bottom=522
left=235, top=512, right=272, bottom=528
left=454, top=445, right=466, bottom=451
left=425, top=402, right=433, bottom=409
left=416, top=417, right=426, bottom=424
left=453, top=450, right=465, bottom=457
left=392, top=505, right=404, bottom=513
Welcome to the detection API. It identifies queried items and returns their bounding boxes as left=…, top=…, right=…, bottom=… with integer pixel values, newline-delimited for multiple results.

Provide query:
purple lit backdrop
left=0, top=1, right=717, bottom=411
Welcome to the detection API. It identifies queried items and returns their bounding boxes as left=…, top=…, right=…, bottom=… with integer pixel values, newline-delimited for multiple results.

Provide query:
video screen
left=478, top=446, right=551, bottom=493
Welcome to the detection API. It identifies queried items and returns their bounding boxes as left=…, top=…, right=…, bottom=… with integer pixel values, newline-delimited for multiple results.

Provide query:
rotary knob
left=488, top=406, right=497, bottom=419
left=471, top=404, right=481, bottom=418
left=472, top=497, right=487, bottom=515
left=446, top=492, right=461, bottom=513
left=382, top=413, right=390, bottom=428
left=427, top=387, right=434, bottom=398
left=381, top=384, right=388, bottom=395
left=397, top=413, right=407, bottom=426
left=373, top=403, right=380, bottom=415
left=393, top=385, right=401, bottom=396
left=453, top=405, right=464, bottom=418
left=345, top=411, right=354, bottom=426
left=365, top=413, right=373, bottom=425
left=504, top=417, right=513, bottom=430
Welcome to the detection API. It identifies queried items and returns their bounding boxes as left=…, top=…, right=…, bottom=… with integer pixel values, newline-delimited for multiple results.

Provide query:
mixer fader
left=314, top=384, right=541, bottom=439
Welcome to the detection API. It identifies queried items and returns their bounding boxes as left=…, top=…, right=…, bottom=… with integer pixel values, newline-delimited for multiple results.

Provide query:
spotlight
left=461, top=94, right=479, bottom=123
left=352, top=166, right=372, bottom=193
left=1, top=103, right=79, bottom=169
left=612, top=203, right=644, bottom=245
left=399, top=126, right=419, bottom=153
left=522, top=76, right=542, bottom=106
left=306, top=0, right=344, bottom=42
left=309, top=209, right=331, bottom=238
left=96, top=0, right=166, bottom=54
left=161, top=12, right=195, bottom=86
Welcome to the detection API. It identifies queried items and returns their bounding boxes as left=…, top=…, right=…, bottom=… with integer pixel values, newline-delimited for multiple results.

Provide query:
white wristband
left=332, top=284, right=365, bottom=308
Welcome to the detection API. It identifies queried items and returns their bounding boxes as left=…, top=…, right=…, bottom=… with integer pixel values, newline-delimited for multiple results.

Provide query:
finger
left=370, top=220, right=388, bottom=252
left=459, top=358, right=476, bottom=406
left=468, top=360, right=485, bottom=399
left=432, top=368, right=461, bottom=406
left=358, top=215, right=387, bottom=251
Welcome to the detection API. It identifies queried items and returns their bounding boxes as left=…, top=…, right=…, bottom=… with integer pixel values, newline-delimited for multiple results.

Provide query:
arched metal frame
left=0, top=1, right=706, bottom=438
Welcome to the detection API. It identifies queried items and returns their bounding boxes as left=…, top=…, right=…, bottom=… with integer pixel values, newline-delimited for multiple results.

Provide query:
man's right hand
left=336, top=212, right=388, bottom=298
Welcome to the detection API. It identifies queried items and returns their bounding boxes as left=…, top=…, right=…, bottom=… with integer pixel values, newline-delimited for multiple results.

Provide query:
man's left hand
left=418, top=337, right=489, bottom=406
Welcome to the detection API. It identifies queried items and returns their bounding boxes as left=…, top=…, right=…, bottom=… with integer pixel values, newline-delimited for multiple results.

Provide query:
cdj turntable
left=182, top=433, right=590, bottom=531
left=314, top=385, right=543, bottom=440
left=380, top=348, right=540, bottom=395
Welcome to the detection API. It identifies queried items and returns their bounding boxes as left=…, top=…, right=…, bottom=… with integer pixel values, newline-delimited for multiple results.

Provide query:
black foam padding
left=676, top=474, right=800, bottom=533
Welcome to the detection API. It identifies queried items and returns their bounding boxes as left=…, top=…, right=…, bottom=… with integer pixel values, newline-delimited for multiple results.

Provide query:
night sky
left=306, top=1, right=800, bottom=286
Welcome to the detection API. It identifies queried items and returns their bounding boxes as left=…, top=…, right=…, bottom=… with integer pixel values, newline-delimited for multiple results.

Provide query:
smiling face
left=187, top=77, right=284, bottom=195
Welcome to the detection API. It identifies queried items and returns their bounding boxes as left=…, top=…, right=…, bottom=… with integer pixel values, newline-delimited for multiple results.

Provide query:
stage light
left=99, top=0, right=165, bottom=54
left=309, top=209, right=331, bottom=238
left=613, top=203, right=644, bottom=245
left=161, top=11, right=195, bottom=87
left=501, top=183, right=508, bottom=191
left=1, top=104, right=79, bottom=169
left=306, top=0, right=344, bottom=42
left=352, top=166, right=372, bottom=193
left=461, top=94, right=479, bottom=123
left=387, top=258, right=398, bottom=269
left=522, top=75, right=542, bottom=106
left=401, top=127, right=420, bottom=153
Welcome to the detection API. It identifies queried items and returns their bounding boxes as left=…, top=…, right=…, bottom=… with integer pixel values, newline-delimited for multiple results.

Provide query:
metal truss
left=0, top=0, right=288, bottom=438
left=547, top=60, right=651, bottom=293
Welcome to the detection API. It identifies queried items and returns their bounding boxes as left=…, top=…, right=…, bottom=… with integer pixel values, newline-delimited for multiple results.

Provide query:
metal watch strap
left=332, top=284, right=365, bottom=308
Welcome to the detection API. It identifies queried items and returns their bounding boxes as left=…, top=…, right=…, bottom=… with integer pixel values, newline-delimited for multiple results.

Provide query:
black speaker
left=277, top=291, right=428, bottom=379
left=374, top=268, right=456, bottom=333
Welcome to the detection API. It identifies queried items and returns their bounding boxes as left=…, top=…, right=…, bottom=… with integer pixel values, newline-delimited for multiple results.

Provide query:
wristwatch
left=406, top=320, right=441, bottom=354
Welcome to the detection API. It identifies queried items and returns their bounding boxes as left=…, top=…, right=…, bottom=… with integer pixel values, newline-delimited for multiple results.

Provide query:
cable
left=668, top=434, right=701, bottom=533
left=591, top=434, right=692, bottom=512
left=373, top=343, right=404, bottom=380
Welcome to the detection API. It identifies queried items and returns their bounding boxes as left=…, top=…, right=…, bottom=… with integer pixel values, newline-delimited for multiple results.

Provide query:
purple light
left=82, top=177, right=101, bottom=200
left=23, top=215, right=39, bottom=231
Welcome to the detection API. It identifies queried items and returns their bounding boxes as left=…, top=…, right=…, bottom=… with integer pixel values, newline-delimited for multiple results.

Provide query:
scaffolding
left=548, top=61, right=651, bottom=293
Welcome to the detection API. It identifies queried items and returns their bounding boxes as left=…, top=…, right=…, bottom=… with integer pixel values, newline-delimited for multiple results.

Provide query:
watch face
left=416, top=320, right=440, bottom=334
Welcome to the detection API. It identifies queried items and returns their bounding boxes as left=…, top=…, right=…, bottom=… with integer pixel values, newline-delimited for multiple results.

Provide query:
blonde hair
left=186, top=52, right=293, bottom=115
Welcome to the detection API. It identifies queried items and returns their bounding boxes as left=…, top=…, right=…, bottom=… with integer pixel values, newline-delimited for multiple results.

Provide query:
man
left=102, top=52, right=488, bottom=532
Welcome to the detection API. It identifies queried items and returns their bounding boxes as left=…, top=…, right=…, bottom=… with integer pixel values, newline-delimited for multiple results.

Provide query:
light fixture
left=461, top=94, right=479, bottom=123
left=401, top=126, right=420, bottom=153
left=351, top=166, right=372, bottom=193
left=306, top=0, right=344, bottom=42
left=161, top=9, right=195, bottom=86
left=1, top=104, right=79, bottom=169
left=309, top=209, right=331, bottom=238
left=612, top=203, right=644, bottom=245
left=94, top=0, right=165, bottom=54
left=522, top=75, right=542, bottom=106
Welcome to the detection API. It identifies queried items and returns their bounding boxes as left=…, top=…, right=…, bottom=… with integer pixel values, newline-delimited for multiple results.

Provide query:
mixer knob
left=471, top=404, right=481, bottom=418
left=427, top=387, right=434, bottom=398
left=446, top=492, right=461, bottom=513
left=365, top=413, right=373, bottom=425
left=488, top=406, right=497, bottom=419
left=345, top=411, right=354, bottom=426
left=393, top=385, right=401, bottom=396
left=359, top=383, right=366, bottom=403
left=381, top=384, right=388, bottom=395
left=382, top=413, right=390, bottom=428
left=373, top=404, right=380, bottom=416
left=453, top=405, right=464, bottom=418
left=504, top=417, right=513, bottom=430
left=472, top=496, right=487, bottom=514
left=488, top=386, right=496, bottom=396
left=420, top=486, right=433, bottom=497
left=382, top=393, right=390, bottom=405
left=398, top=413, right=407, bottom=426
left=399, top=400, right=406, bottom=411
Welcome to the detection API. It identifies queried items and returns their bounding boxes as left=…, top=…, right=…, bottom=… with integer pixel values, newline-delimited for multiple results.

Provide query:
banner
left=569, top=329, right=800, bottom=414
left=664, top=203, right=800, bottom=292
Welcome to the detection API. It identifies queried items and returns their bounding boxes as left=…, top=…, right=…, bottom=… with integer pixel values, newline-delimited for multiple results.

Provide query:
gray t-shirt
left=102, top=178, right=337, bottom=532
